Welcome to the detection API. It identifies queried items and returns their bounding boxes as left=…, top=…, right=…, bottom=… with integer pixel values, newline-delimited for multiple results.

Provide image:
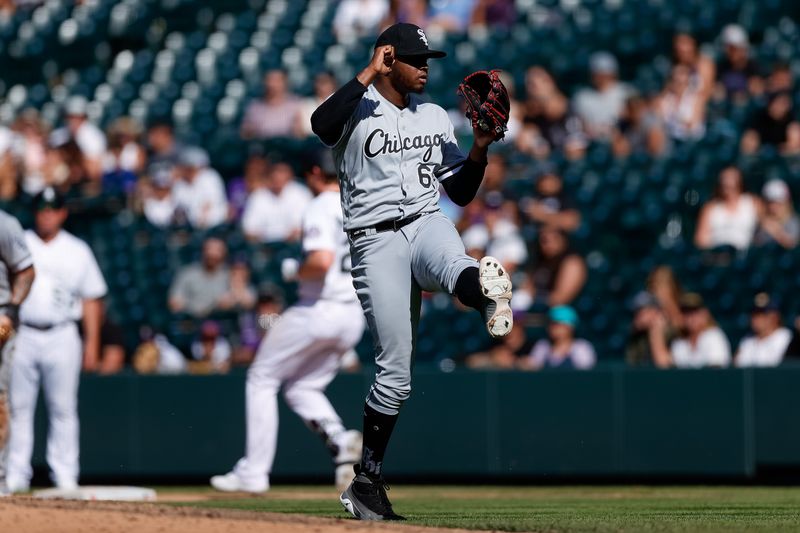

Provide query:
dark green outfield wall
left=29, top=367, right=800, bottom=482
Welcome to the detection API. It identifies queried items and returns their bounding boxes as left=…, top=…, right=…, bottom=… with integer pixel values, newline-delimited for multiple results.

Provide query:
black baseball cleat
left=340, top=465, right=405, bottom=521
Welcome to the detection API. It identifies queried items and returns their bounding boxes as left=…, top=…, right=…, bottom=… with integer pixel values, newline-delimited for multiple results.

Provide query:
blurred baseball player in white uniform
left=0, top=210, right=36, bottom=496
left=5, top=188, right=107, bottom=492
left=211, top=152, right=365, bottom=493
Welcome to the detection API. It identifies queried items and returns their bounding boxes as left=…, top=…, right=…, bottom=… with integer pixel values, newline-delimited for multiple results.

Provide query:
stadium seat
left=1, top=0, right=797, bottom=363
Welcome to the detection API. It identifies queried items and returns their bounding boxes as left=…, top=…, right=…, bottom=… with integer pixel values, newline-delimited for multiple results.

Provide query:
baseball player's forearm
left=297, top=262, right=331, bottom=281
left=441, top=157, right=488, bottom=207
left=288, top=251, right=335, bottom=282
left=4, top=265, right=35, bottom=329
left=311, top=78, right=367, bottom=146
left=9, top=265, right=34, bottom=307
left=82, top=298, right=103, bottom=371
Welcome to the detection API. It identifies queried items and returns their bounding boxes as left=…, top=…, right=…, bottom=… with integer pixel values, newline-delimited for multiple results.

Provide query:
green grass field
left=171, top=485, right=800, bottom=532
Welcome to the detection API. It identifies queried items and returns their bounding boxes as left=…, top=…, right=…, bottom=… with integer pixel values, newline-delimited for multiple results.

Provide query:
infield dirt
left=0, top=496, right=479, bottom=533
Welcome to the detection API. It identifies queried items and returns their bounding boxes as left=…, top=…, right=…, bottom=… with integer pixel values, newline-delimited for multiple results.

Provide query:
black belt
left=348, top=214, right=424, bottom=240
left=21, top=321, right=70, bottom=331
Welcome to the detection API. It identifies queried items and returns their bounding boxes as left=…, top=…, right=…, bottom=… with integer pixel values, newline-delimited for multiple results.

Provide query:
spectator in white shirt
left=190, top=320, right=232, bottom=374
left=103, top=117, right=146, bottom=175
left=241, top=161, right=312, bottom=242
left=461, top=192, right=527, bottom=274
left=50, top=96, right=106, bottom=182
left=132, top=328, right=187, bottom=375
left=141, top=165, right=177, bottom=227
left=656, top=64, right=706, bottom=141
left=572, top=52, right=633, bottom=141
left=695, top=166, right=761, bottom=251
left=172, top=148, right=228, bottom=229
left=9, top=109, right=50, bottom=196
left=670, top=293, right=731, bottom=368
left=735, top=294, right=792, bottom=368
left=333, top=0, right=389, bottom=42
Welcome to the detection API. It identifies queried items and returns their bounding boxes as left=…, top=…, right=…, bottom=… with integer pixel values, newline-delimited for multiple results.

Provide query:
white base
left=33, top=486, right=157, bottom=501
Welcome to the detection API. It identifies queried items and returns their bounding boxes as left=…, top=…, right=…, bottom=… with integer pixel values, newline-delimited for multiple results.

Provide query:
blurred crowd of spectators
left=0, top=7, right=798, bottom=375
left=626, top=274, right=798, bottom=370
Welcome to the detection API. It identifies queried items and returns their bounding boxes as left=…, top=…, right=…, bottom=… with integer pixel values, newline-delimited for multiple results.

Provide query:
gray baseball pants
left=0, top=335, right=15, bottom=482
left=349, top=210, right=477, bottom=415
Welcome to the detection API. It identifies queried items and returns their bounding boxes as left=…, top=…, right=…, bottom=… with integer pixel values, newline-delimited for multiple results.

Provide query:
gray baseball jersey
left=0, top=209, right=31, bottom=396
left=325, top=83, right=479, bottom=416
left=331, top=84, right=466, bottom=231
left=0, top=210, right=33, bottom=307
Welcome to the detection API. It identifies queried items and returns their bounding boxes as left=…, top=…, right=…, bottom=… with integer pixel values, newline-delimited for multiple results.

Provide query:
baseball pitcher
left=311, top=23, right=512, bottom=520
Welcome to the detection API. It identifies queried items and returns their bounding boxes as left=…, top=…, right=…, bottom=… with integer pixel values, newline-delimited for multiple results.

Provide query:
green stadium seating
left=2, top=0, right=800, bottom=362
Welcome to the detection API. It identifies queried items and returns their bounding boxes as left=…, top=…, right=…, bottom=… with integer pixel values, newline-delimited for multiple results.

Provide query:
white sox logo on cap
left=417, top=28, right=428, bottom=46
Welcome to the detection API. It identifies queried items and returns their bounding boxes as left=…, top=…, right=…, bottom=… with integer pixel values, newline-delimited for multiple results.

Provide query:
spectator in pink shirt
left=240, top=70, right=301, bottom=140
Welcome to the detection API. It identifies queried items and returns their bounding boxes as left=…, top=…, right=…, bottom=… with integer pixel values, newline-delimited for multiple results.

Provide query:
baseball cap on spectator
left=679, top=292, right=705, bottom=312
left=150, top=165, right=173, bottom=189
left=484, top=190, right=504, bottom=210
left=257, top=283, right=285, bottom=304
left=549, top=305, right=578, bottom=327
left=374, top=23, right=446, bottom=59
left=534, top=161, right=560, bottom=180
left=565, top=131, right=589, bottom=151
left=65, top=95, right=88, bottom=117
left=589, top=51, right=618, bottom=75
left=762, top=179, right=790, bottom=202
left=147, top=116, right=174, bottom=130
left=752, top=293, right=780, bottom=313
left=722, top=24, right=749, bottom=48
left=32, top=186, right=65, bottom=211
left=108, top=116, right=143, bottom=139
left=199, top=320, right=221, bottom=340
left=303, top=149, right=337, bottom=177
left=631, top=291, right=660, bottom=312
left=257, top=290, right=282, bottom=307
left=178, top=147, right=210, bottom=168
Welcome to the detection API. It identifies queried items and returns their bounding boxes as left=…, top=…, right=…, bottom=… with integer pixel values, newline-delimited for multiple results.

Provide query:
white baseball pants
left=232, top=299, right=365, bottom=488
left=6, top=323, right=82, bottom=489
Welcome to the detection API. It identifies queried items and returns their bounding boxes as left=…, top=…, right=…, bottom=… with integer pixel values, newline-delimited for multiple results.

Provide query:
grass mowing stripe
left=167, top=486, right=800, bottom=532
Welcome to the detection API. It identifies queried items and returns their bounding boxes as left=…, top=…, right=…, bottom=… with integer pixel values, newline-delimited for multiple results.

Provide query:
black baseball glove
left=457, top=69, right=510, bottom=140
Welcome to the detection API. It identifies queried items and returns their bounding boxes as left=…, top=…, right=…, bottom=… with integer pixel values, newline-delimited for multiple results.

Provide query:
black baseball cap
left=375, top=23, right=446, bottom=59
left=679, top=292, right=705, bottom=312
left=32, top=187, right=65, bottom=211
left=752, top=293, right=780, bottom=313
